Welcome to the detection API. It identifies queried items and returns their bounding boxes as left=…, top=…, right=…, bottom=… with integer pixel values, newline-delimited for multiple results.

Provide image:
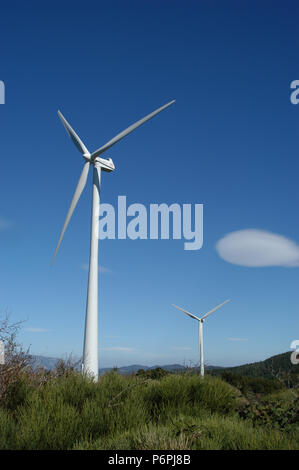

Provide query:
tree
left=0, top=312, right=33, bottom=402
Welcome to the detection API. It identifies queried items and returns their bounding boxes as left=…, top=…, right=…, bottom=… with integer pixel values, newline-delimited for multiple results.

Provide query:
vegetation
left=210, top=352, right=299, bottom=381
left=0, top=316, right=298, bottom=450
left=219, top=371, right=284, bottom=395
left=136, top=367, right=170, bottom=380
left=0, top=364, right=298, bottom=450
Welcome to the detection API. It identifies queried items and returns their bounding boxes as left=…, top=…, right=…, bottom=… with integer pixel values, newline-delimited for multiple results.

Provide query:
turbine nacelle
left=82, top=154, right=114, bottom=172
left=94, top=157, right=115, bottom=172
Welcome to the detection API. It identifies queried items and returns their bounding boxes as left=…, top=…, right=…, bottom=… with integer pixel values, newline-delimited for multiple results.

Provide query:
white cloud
left=227, top=338, right=248, bottom=342
left=173, top=346, right=192, bottom=351
left=24, top=328, right=51, bottom=333
left=81, top=264, right=111, bottom=273
left=99, top=265, right=112, bottom=274
left=216, top=229, right=299, bottom=267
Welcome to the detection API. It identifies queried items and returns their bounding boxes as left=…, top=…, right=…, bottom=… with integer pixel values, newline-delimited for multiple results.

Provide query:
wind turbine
left=52, top=100, right=175, bottom=381
left=172, top=299, right=230, bottom=376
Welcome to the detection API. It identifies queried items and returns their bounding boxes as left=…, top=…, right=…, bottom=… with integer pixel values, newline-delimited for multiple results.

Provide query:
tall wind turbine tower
left=172, top=300, right=230, bottom=376
left=52, top=100, right=175, bottom=381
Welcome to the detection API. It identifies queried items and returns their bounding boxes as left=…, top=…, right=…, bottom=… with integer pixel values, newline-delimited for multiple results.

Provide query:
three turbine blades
left=52, top=100, right=175, bottom=264
left=172, top=299, right=230, bottom=322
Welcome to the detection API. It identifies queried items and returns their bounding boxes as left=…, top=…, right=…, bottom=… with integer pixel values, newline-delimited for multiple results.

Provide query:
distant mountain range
left=31, top=356, right=221, bottom=374
left=32, top=351, right=297, bottom=378
left=32, top=355, right=61, bottom=370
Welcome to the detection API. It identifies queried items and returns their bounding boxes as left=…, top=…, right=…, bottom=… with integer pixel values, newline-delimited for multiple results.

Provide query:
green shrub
left=239, top=391, right=299, bottom=432
left=0, top=408, right=17, bottom=449
left=73, top=413, right=298, bottom=450
left=0, top=366, right=297, bottom=450
left=13, top=392, right=81, bottom=449
left=192, top=414, right=297, bottom=450
left=136, top=367, right=170, bottom=379
left=2, top=375, right=34, bottom=411
left=221, top=371, right=283, bottom=395
left=140, top=374, right=238, bottom=422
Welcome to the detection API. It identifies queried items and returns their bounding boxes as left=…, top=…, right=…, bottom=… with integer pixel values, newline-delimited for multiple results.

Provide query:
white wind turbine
left=172, top=299, right=230, bottom=376
left=52, top=100, right=175, bottom=381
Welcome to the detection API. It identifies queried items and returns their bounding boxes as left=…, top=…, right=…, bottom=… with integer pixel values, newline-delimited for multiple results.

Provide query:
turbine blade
left=52, top=161, right=90, bottom=264
left=58, top=110, right=90, bottom=155
left=172, top=304, right=200, bottom=321
left=90, top=100, right=175, bottom=159
left=200, top=299, right=230, bottom=321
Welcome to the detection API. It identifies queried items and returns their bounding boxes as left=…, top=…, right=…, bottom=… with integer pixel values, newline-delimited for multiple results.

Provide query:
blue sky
left=0, top=0, right=299, bottom=367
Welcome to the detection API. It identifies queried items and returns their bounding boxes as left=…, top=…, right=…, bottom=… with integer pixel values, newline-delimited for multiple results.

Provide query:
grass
left=0, top=369, right=298, bottom=450
left=73, top=414, right=296, bottom=450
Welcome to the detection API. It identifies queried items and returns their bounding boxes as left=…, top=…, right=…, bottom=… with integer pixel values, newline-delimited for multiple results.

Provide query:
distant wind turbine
left=172, top=299, right=230, bottom=376
left=52, top=100, right=175, bottom=381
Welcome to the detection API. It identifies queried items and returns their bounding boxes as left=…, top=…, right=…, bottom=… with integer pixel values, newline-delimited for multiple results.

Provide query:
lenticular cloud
left=216, top=229, right=299, bottom=267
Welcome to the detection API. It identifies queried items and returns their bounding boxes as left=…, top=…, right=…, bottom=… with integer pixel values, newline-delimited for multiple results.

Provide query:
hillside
left=209, top=352, right=298, bottom=379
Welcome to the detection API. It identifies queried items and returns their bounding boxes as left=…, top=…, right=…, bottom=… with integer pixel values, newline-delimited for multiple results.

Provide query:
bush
left=3, top=375, right=34, bottom=411
left=0, top=314, right=34, bottom=404
left=0, top=408, right=17, bottom=449
left=140, top=374, right=238, bottom=423
left=73, top=413, right=298, bottom=450
left=136, top=367, right=170, bottom=380
left=221, top=371, right=283, bottom=395
left=239, top=390, right=299, bottom=432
